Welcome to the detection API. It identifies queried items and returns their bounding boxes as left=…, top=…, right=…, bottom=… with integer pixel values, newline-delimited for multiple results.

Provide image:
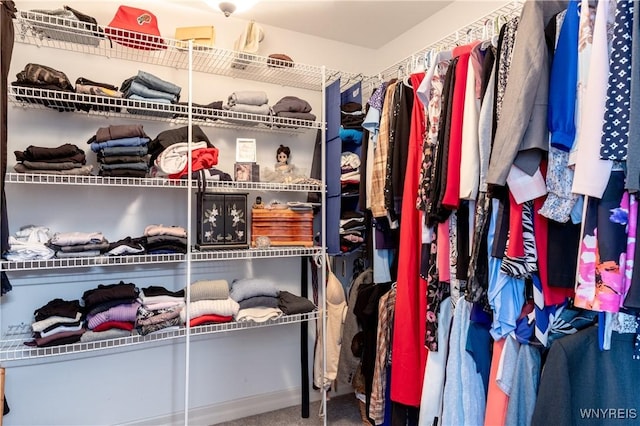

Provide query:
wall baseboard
left=118, top=387, right=325, bottom=426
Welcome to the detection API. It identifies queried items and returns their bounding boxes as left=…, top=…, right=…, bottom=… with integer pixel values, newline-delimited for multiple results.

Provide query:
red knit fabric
left=189, top=314, right=233, bottom=327
left=169, top=147, right=219, bottom=179
left=506, top=192, right=525, bottom=258
left=441, top=52, right=471, bottom=209
left=390, top=72, right=427, bottom=407
left=92, top=320, right=134, bottom=332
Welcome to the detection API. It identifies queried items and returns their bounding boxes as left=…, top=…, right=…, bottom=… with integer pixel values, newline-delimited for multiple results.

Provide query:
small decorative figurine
left=275, top=144, right=294, bottom=174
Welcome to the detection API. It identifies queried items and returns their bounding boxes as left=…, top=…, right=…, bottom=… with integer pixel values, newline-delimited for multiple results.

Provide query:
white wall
left=3, top=1, right=514, bottom=425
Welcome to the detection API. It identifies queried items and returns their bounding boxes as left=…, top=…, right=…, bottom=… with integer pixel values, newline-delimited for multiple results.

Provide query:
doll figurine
left=275, top=144, right=294, bottom=174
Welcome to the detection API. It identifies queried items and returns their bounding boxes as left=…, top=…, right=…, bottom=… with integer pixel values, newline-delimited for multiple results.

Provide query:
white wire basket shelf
left=5, top=172, right=324, bottom=192
left=13, top=10, right=349, bottom=91
left=190, top=246, right=324, bottom=262
left=0, top=253, right=186, bottom=272
left=8, top=85, right=323, bottom=132
left=0, top=311, right=319, bottom=362
left=1, top=247, right=324, bottom=272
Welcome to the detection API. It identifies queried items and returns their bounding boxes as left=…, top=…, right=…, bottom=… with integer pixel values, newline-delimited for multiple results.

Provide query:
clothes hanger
left=403, top=58, right=413, bottom=86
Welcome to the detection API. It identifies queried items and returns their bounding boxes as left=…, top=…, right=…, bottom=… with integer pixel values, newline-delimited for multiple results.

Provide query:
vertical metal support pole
left=300, top=257, right=310, bottom=418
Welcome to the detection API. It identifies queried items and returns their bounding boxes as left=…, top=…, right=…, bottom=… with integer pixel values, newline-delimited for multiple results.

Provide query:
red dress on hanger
left=390, top=72, right=427, bottom=407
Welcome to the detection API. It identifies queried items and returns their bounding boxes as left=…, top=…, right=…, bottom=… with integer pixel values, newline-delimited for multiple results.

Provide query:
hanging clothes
left=487, top=0, right=567, bottom=187
left=389, top=72, right=427, bottom=407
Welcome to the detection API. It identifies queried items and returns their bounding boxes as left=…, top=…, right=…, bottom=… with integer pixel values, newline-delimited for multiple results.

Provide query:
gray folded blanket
left=275, top=111, right=317, bottom=121
left=272, top=96, right=312, bottom=114
left=223, top=103, right=273, bottom=115
left=228, top=91, right=269, bottom=107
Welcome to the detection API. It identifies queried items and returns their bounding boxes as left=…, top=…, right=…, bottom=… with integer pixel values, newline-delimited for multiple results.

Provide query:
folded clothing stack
left=47, top=231, right=109, bottom=258
left=223, top=90, right=272, bottom=124
left=14, top=143, right=91, bottom=175
left=340, top=102, right=364, bottom=144
left=149, top=125, right=218, bottom=179
left=340, top=151, right=361, bottom=186
left=230, top=278, right=282, bottom=323
left=81, top=281, right=139, bottom=335
left=12, top=63, right=77, bottom=112
left=136, top=286, right=185, bottom=336
left=277, top=291, right=316, bottom=315
left=181, top=279, right=236, bottom=327
left=4, top=225, right=55, bottom=261
left=106, top=236, right=147, bottom=256
left=143, top=224, right=188, bottom=254
left=272, top=96, right=316, bottom=122
left=75, top=77, right=122, bottom=113
left=25, top=298, right=85, bottom=348
left=121, top=70, right=181, bottom=118
left=340, top=211, right=365, bottom=253
left=89, top=124, right=151, bottom=178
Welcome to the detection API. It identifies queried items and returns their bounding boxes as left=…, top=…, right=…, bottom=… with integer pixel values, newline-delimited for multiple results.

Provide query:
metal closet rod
left=374, top=0, right=524, bottom=82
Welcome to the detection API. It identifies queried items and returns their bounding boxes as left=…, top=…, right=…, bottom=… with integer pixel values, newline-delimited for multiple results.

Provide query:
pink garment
left=437, top=219, right=450, bottom=283
left=575, top=193, right=627, bottom=312
left=622, top=194, right=637, bottom=301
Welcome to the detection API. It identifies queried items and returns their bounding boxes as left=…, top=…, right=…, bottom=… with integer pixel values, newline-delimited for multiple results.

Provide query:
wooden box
left=251, top=208, right=314, bottom=247
left=196, top=193, right=248, bottom=250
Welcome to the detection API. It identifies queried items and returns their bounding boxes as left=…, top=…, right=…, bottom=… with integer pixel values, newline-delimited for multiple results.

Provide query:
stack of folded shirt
left=136, top=286, right=185, bottom=336
left=148, top=125, right=213, bottom=166
left=105, top=236, right=147, bottom=256
left=173, top=100, right=223, bottom=121
left=230, top=278, right=282, bottom=323
left=223, top=91, right=271, bottom=123
left=120, top=70, right=181, bottom=118
left=143, top=224, right=188, bottom=254
left=88, top=124, right=151, bottom=178
left=340, top=102, right=364, bottom=144
left=340, top=151, right=361, bottom=187
left=277, top=291, right=317, bottom=315
left=75, top=77, right=122, bottom=113
left=14, top=143, right=92, bottom=175
left=12, top=63, right=76, bottom=112
left=272, top=96, right=316, bottom=122
left=4, top=225, right=55, bottom=261
left=81, top=281, right=139, bottom=336
left=47, top=231, right=109, bottom=258
left=153, top=141, right=219, bottom=179
left=25, top=298, right=85, bottom=348
left=182, top=279, right=235, bottom=327
left=340, top=211, right=365, bottom=253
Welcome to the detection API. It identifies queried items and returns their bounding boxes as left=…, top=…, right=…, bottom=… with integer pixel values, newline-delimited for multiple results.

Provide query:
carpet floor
left=212, top=393, right=365, bottom=426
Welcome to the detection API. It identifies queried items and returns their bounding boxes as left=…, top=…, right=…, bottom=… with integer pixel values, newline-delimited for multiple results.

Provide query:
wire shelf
left=8, top=86, right=322, bottom=132
left=190, top=246, right=324, bottom=262
left=0, top=311, right=319, bottom=362
left=1, top=247, right=325, bottom=272
left=0, top=253, right=186, bottom=272
left=377, top=1, right=524, bottom=82
left=5, top=172, right=324, bottom=192
left=13, top=10, right=358, bottom=91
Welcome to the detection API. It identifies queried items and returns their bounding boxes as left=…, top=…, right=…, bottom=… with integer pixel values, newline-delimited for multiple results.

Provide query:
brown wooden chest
left=251, top=208, right=314, bottom=247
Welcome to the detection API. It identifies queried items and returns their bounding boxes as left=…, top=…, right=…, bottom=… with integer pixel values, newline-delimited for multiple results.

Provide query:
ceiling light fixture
left=206, top=1, right=259, bottom=18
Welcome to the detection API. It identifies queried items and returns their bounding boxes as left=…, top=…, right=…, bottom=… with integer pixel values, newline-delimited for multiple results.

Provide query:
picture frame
left=236, top=138, right=257, bottom=163
left=234, top=162, right=255, bottom=182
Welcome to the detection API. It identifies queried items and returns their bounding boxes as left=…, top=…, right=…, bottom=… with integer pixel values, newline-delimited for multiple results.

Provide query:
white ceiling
left=214, top=1, right=454, bottom=49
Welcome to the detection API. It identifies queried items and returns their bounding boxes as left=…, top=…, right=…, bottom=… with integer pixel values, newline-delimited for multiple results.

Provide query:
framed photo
left=236, top=138, right=257, bottom=163
left=235, top=162, right=254, bottom=182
